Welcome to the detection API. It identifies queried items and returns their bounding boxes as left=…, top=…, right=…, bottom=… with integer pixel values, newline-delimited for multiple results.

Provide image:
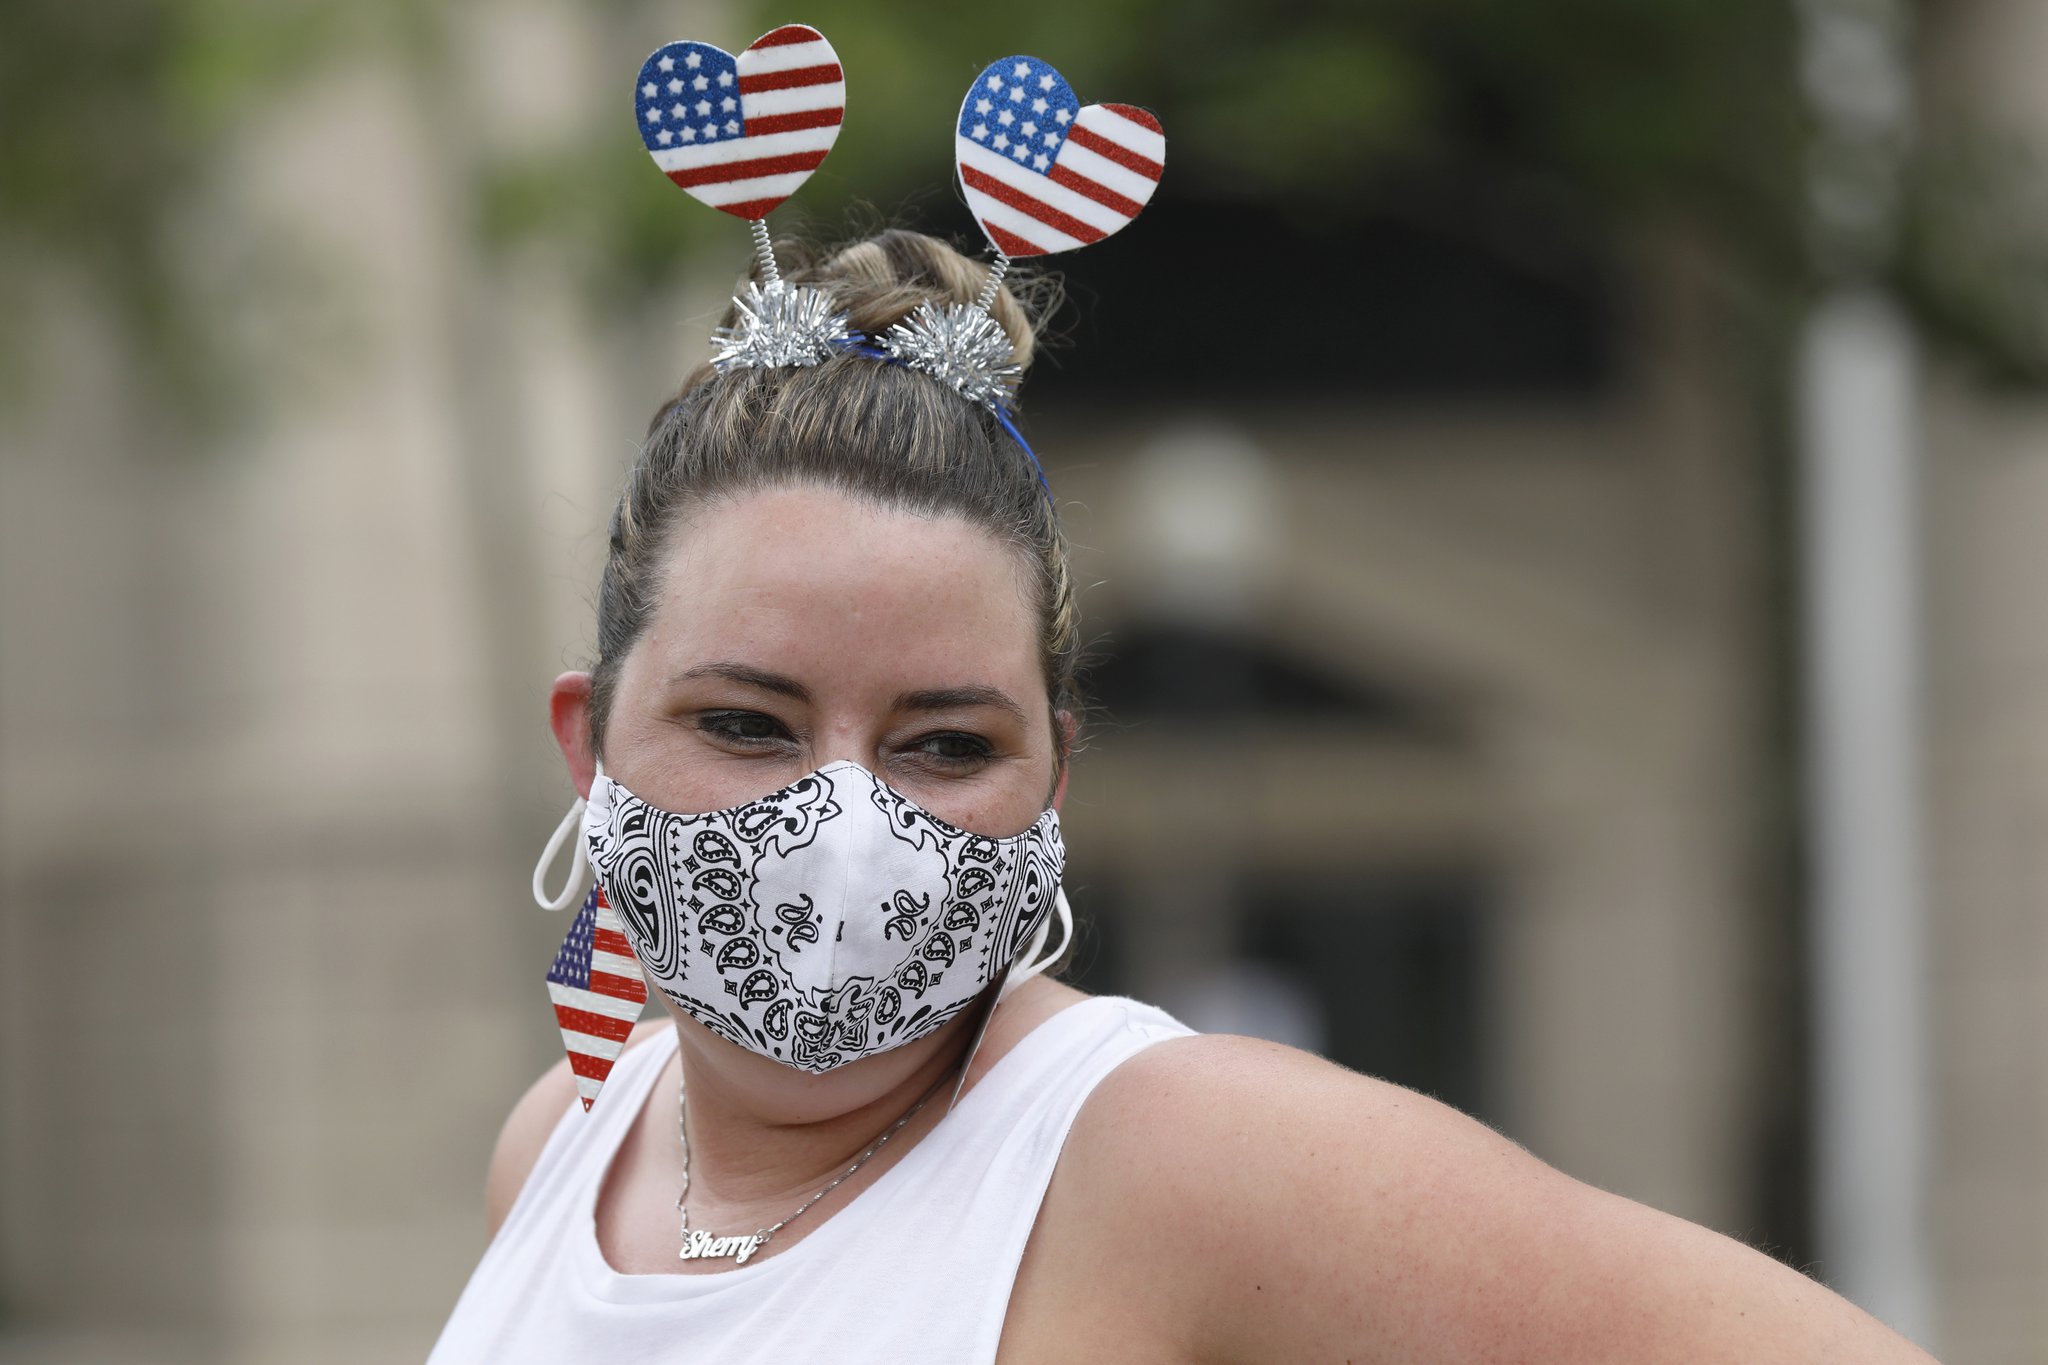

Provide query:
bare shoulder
left=1068, top=1030, right=1506, bottom=1189
left=484, top=1019, right=669, bottom=1238
left=1055, top=1033, right=1935, bottom=1365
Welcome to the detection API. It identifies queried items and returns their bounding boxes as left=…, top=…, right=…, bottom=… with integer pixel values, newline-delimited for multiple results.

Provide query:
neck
left=667, top=992, right=990, bottom=1215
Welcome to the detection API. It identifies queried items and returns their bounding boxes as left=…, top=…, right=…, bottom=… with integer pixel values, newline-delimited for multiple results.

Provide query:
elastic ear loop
left=952, top=887, right=1074, bottom=1113
left=999, top=886, right=1073, bottom=1002
left=532, top=793, right=590, bottom=912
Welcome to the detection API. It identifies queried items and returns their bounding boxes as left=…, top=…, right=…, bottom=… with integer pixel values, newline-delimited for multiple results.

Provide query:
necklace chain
left=673, top=1065, right=951, bottom=1264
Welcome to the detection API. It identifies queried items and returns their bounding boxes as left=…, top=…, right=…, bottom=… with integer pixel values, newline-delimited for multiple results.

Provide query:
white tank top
left=428, top=995, right=1193, bottom=1364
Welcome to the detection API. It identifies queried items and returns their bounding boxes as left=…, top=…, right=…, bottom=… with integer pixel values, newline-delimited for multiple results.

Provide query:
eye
left=907, top=731, right=993, bottom=768
left=697, top=710, right=791, bottom=747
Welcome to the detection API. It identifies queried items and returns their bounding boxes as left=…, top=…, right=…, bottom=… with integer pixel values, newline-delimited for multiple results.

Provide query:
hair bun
left=785, top=228, right=1044, bottom=376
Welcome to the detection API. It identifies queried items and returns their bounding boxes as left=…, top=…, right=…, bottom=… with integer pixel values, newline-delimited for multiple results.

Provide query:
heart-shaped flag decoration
left=634, top=25, right=845, bottom=220
left=955, top=56, right=1165, bottom=258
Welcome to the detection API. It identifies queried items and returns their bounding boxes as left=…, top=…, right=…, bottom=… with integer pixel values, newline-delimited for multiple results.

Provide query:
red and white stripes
left=653, top=25, right=845, bottom=221
left=547, top=891, right=648, bottom=1112
left=957, top=103, right=1164, bottom=257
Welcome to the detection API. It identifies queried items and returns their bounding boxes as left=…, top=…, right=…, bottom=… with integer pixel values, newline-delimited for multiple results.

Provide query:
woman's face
left=583, top=484, right=1064, bottom=838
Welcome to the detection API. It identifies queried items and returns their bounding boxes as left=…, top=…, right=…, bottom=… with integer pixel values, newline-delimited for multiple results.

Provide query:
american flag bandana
left=544, top=884, right=650, bottom=1111
left=954, top=56, right=1165, bottom=257
left=634, top=25, right=846, bottom=220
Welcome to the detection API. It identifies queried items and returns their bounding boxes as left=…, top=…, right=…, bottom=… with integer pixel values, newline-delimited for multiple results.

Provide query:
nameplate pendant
left=678, top=1227, right=767, bottom=1265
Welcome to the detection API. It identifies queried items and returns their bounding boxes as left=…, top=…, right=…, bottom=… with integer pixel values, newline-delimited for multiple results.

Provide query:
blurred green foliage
left=768, top=0, right=1800, bottom=235
left=8, top=0, right=2048, bottom=410
left=1899, top=130, right=2048, bottom=387
left=0, top=0, right=441, bottom=416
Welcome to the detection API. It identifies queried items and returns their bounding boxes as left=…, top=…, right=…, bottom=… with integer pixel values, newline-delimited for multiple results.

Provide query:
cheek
left=668, top=759, right=806, bottom=815
left=926, top=787, right=1035, bottom=840
left=923, top=732, right=1061, bottom=838
left=595, top=662, right=763, bottom=813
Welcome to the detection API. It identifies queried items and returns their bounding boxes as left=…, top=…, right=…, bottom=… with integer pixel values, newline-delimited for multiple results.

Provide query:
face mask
left=534, top=759, right=1069, bottom=1075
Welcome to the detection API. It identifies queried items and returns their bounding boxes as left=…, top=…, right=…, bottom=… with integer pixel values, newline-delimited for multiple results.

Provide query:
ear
left=549, top=672, right=598, bottom=799
left=1050, top=708, right=1079, bottom=813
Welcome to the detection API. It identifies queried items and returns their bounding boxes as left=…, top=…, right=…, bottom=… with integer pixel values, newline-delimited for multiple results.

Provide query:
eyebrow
left=671, top=662, right=813, bottom=702
left=673, top=663, right=1027, bottom=725
left=891, top=685, right=1029, bottom=726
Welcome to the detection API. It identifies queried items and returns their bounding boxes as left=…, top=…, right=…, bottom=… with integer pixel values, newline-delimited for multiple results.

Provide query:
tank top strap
left=815, top=994, right=1194, bottom=1362
left=949, top=993, right=1190, bottom=1131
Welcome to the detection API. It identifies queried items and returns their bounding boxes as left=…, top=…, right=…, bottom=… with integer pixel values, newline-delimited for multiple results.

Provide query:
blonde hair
left=588, top=229, right=1081, bottom=768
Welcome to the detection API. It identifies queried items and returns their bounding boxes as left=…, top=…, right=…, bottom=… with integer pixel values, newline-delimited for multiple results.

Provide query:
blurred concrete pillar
left=1798, top=291, right=1933, bottom=1343
left=1796, top=0, right=1935, bottom=1343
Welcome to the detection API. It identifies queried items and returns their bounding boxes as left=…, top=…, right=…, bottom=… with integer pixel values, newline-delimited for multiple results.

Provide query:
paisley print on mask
left=583, top=761, right=1063, bottom=1074
left=884, top=890, right=927, bottom=942
left=692, top=829, right=741, bottom=865
left=605, top=801, right=683, bottom=979
left=696, top=867, right=744, bottom=904
left=774, top=895, right=821, bottom=947
left=699, top=904, right=745, bottom=936
left=717, top=937, right=762, bottom=973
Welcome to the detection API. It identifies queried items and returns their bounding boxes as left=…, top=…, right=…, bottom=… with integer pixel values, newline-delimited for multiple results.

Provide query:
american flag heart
left=544, top=884, right=649, bottom=1112
left=955, top=56, right=1165, bottom=257
left=634, top=25, right=845, bottom=220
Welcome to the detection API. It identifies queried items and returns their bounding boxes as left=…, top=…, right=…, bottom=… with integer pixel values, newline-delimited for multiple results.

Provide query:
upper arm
left=1065, top=1035, right=1936, bottom=1365
left=484, top=1019, right=667, bottom=1238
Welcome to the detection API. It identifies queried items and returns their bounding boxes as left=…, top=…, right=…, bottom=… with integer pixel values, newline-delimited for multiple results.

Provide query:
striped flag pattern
left=544, top=884, right=649, bottom=1111
left=955, top=56, right=1165, bottom=258
left=635, top=25, right=845, bottom=221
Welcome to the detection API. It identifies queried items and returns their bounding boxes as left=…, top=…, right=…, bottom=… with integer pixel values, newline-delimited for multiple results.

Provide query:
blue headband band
left=835, top=336, right=1053, bottom=504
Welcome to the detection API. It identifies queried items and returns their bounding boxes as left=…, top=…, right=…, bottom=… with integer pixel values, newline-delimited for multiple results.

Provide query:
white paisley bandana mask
left=577, top=760, right=1066, bottom=1073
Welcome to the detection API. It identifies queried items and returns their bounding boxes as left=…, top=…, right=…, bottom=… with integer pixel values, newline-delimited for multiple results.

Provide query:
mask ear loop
left=532, top=787, right=593, bottom=912
left=1000, top=887, right=1072, bottom=1001
left=949, top=887, right=1074, bottom=1113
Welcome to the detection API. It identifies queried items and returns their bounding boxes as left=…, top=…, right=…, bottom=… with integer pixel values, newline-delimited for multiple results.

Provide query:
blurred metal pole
left=1796, top=0, right=1933, bottom=1346
left=1798, top=293, right=1932, bottom=1343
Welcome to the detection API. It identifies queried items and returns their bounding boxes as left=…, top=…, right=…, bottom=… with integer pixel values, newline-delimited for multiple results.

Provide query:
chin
left=667, top=997, right=976, bottom=1123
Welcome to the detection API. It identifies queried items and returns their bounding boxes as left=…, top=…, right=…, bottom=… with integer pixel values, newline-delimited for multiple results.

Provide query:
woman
left=431, top=229, right=1937, bottom=1362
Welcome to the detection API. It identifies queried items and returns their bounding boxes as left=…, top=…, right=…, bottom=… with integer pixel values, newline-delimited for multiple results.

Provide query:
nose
left=809, top=719, right=879, bottom=776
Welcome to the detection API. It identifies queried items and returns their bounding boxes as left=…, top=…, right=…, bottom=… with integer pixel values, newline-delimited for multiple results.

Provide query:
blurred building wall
left=0, top=5, right=665, bottom=1359
left=1917, top=1, right=2048, bottom=1358
left=0, top=1, right=2044, bottom=1362
left=1049, top=254, right=1773, bottom=1230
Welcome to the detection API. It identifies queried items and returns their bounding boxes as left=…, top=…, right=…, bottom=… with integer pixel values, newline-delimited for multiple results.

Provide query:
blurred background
left=3, top=0, right=2046, bottom=1359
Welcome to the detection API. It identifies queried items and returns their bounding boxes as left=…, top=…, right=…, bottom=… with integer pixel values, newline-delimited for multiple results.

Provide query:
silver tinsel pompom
left=877, top=301, right=1022, bottom=408
left=711, top=280, right=852, bottom=371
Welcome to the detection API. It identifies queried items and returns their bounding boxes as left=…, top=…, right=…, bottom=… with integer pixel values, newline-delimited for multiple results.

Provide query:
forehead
left=645, top=485, right=1041, bottom=690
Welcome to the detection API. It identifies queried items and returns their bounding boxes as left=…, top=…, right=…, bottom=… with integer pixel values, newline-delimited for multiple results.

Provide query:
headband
left=632, top=25, right=1167, bottom=496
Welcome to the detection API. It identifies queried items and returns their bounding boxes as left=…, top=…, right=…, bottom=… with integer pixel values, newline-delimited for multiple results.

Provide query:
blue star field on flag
left=957, top=56, right=1081, bottom=175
